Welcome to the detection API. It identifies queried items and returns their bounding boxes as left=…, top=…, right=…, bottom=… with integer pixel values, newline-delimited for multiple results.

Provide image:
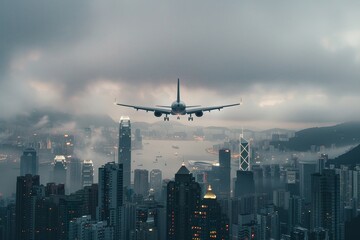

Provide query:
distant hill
left=0, top=109, right=116, bottom=133
left=282, top=122, right=360, bottom=151
left=327, top=144, right=360, bottom=167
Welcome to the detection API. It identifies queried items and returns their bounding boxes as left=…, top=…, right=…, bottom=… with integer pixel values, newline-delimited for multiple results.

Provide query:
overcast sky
left=1, top=1, right=360, bottom=129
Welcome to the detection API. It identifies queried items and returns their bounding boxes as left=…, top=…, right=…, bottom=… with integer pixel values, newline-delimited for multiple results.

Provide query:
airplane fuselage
left=171, top=101, right=186, bottom=115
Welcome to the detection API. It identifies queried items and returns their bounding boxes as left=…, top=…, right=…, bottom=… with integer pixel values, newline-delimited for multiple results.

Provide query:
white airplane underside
left=116, top=79, right=240, bottom=121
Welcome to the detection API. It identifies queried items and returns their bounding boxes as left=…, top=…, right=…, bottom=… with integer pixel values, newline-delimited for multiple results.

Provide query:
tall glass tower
left=98, top=162, right=123, bottom=239
left=239, top=133, right=250, bottom=171
left=20, top=148, right=38, bottom=176
left=118, top=116, right=131, bottom=189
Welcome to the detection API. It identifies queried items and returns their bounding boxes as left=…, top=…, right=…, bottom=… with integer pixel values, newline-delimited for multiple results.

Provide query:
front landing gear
left=164, top=115, right=169, bottom=121
left=188, top=115, right=193, bottom=121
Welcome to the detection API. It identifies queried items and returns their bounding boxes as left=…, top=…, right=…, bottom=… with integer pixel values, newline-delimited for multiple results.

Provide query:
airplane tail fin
left=177, top=78, right=180, bottom=103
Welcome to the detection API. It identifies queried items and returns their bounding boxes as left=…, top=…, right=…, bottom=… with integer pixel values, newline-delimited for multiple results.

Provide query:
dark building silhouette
left=234, top=170, right=255, bottom=198
left=15, top=174, right=40, bottom=240
left=53, top=155, right=67, bottom=185
left=166, top=164, right=201, bottom=240
left=134, top=128, right=143, bottom=150
left=34, top=196, right=59, bottom=240
left=288, top=195, right=303, bottom=234
left=134, top=169, right=149, bottom=197
left=311, top=169, right=342, bottom=240
left=97, top=162, right=124, bottom=239
left=218, top=149, right=231, bottom=199
left=192, top=185, right=229, bottom=239
left=58, top=193, right=86, bottom=240
left=68, top=156, right=82, bottom=193
left=118, top=116, right=131, bottom=189
left=150, top=169, right=162, bottom=200
left=252, top=165, right=263, bottom=194
left=82, top=159, right=94, bottom=188
left=299, top=162, right=317, bottom=203
left=20, top=148, right=38, bottom=176
left=208, top=149, right=231, bottom=199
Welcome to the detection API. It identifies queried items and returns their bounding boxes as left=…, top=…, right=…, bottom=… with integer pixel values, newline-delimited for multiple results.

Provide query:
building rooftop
left=176, top=165, right=190, bottom=175
left=204, top=185, right=217, bottom=199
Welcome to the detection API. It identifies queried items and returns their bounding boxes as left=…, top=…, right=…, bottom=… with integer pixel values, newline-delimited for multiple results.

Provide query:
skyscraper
left=97, top=162, right=123, bottom=239
left=166, top=164, right=201, bottom=240
left=218, top=148, right=231, bottom=199
left=299, top=162, right=317, bottom=203
left=234, top=170, right=255, bottom=198
left=149, top=169, right=162, bottom=193
left=118, top=116, right=131, bottom=189
left=239, top=134, right=250, bottom=171
left=15, top=174, right=40, bottom=240
left=134, top=169, right=149, bottom=197
left=69, top=156, right=82, bottom=193
left=53, top=155, right=67, bottom=185
left=192, top=185, right=229, bottom=239
left=311, top=169, right=342, bottom=240
left=20, top=148, right=38, bottom=176
left=82, top=159, right=94, bottom=188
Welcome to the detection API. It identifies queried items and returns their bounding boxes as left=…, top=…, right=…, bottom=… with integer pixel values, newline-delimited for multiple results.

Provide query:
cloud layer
left=1, top=1, right=360, bottom=129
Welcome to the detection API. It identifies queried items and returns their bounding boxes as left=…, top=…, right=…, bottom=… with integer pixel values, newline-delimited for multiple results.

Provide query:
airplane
left=115, top=79, right=240, bottom=121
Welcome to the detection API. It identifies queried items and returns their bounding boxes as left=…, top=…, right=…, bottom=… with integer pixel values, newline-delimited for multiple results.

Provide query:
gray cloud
left=1, top=1, right=360, bottom=128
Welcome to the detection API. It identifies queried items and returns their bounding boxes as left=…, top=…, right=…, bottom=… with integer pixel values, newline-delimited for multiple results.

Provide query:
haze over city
left=2, top=2, right=360, bottom=240
left=1, top=1, right=360, bottom=129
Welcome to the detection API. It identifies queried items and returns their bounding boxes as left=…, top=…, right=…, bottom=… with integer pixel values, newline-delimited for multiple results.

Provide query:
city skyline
left=1, top=2, right=360, bottom=130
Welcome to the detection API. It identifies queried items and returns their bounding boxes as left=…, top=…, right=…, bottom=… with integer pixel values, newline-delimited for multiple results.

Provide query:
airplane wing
left=186, top=103, right=240, bottom=114
left=116, top=103, right=172, bottom=114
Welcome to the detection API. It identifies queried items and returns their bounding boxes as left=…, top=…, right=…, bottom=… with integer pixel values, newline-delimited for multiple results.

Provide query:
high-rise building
left=299, top=162, right=317, bottom=203
left=231, top=213, right=257, bottom=240
left=192, top=185, right=229, bottom=239
left=69, top=156, right=82, bottom=193
left=133, top=128, right=143, bottom=150
left=311, top=169, right=342, bottom=240
left=134, top=194, right=164, bottom=240
left=288, top=195, right=303, bottom=234
left=166, top=164, right=201, bottom=240
left=234, top=170, right=255, bottom=198
left=150, top=169, right=162, bottom=198
left=82, top=160, right=94, bottom=188
left=68, top=215, right=113, bottom=240
left=252, top=165, right=263, bottom=194
left=53, top=155, right=67, bottom=185
left=218, top=149, right=231, bottom=199
left=318, top=154, right=328, bottom=174
left=20, top=148, right=38, bottom=176
left=239, top=134, right=250, bottom=171
left=15, top=174, right=40, bottom=240
left=97, top=162, right=123, bottom=239
left=34, top=195, right=59, bottom=240
left=118, top=116, right=131, bottom=189
left=134, top=169, right=149, bottom=197
left=273, top=189, right=290, bottom=209
left=257, top=205, right=280, bottom=240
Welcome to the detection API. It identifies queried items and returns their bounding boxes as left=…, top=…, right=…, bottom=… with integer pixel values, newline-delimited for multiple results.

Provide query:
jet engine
left=154, top=111, right=162, bottom=117
left=195, top=111, right=203, bottom=117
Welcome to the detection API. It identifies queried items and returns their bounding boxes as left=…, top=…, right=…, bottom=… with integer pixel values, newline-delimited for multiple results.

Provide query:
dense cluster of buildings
left=1, top=117, right=360, bottom=240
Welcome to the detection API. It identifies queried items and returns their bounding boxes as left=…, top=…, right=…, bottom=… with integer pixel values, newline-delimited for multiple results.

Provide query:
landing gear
left=164, top=115, right=169, bottom=121
left=188, top=115, right=194, bottom=121
left=177, top=116, right=180, bottom=120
